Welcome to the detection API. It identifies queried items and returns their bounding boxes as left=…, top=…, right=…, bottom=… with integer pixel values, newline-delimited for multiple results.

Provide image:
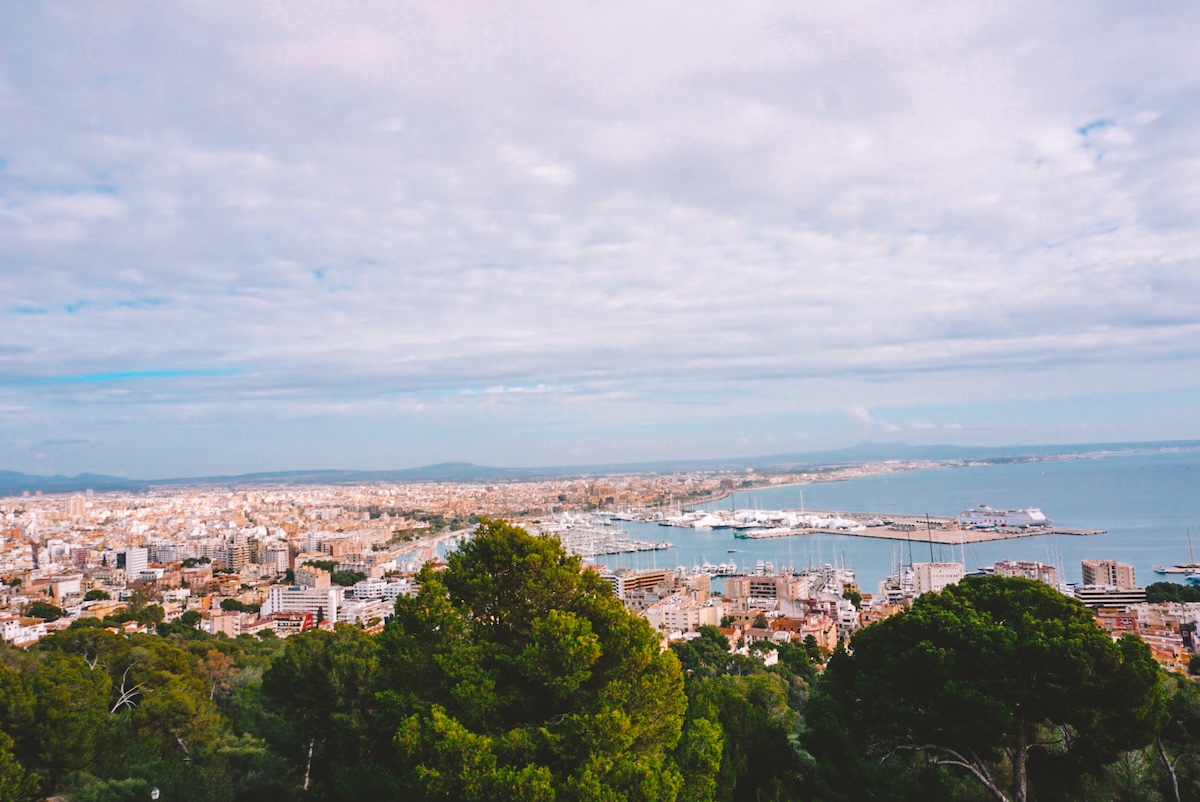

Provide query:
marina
left=525, top=514, right=672, bottom=558
left=592, top=451, right=1199, bottom=591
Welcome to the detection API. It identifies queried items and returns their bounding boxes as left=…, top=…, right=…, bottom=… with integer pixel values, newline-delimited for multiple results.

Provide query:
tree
left=84, top=589, right=111, bottom=602
left=686, top=672, right=808, bottom=802
left=376, top=518, right=687, bottom=802
left=330, top=570, right=366, bottom=587
left=811, top=576, right=1164, bottom=802
left=24, top=651, right=111, bottom=783
left=1146, top=582, right=1200, bottom=604
left=22, top=601, right=65, bottom=622
left=261, top=625, right=378, bottom=793
left=0, top=730, right=37, bottom=802
left=1156, top=674, right=1200, bottom=802
left=219, top=599, right=260, bottom=614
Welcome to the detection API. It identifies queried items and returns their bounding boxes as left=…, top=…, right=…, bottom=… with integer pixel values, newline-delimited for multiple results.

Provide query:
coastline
left=674, top=445, right=1200, bottom=513
left=678, top=460, right=957, bottom=510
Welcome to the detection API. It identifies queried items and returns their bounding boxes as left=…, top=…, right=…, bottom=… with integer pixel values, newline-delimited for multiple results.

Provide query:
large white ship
left=956, top=504, right=1050, bottom=528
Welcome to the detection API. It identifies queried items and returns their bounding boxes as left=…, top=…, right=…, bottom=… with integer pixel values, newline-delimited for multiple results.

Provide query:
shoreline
left=677, top=460, right=959, bottom=511
left=670, top=446, right=1197, bottom=515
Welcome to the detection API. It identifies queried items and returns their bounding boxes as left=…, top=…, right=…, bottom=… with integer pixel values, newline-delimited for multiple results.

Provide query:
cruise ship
left=956, top=505, right=1050, bottom=528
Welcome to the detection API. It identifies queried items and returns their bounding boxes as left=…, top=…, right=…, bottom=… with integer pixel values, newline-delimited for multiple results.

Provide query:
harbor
left=649, top=505, right=1104, bottom=545
left=734, top=515, right=1105, bottom=544
left=525, top=514, right=672, bottom=558
left=581, top=451, right=1199, bottom=598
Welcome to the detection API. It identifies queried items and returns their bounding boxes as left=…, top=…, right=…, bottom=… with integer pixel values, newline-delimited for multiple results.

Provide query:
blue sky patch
left=1077, top=118, right=1116, bottom=136
left=9, top=368, right=242, bottom=386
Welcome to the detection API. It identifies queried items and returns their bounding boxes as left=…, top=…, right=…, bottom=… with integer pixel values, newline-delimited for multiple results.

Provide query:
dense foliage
left=3, top=528, right=1200, bottom=801
left=1148, top=582, right=1200, bottom=604
left=263, top=518, right=691, bottom=800
left=0, top=626, right=290, bottom=801
left=809, top=575, right=1165, bottom=802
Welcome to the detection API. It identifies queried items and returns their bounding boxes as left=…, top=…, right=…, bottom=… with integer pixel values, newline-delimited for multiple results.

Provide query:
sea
left=592, top=449, right=1200, bottom=595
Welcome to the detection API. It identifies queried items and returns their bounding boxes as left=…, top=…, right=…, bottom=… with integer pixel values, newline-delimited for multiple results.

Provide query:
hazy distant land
left=3, top=439, right=1198, bottom=496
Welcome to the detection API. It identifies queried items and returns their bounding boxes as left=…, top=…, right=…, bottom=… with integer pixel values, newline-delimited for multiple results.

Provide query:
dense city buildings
left=0, top=477, right=1188, bottom=674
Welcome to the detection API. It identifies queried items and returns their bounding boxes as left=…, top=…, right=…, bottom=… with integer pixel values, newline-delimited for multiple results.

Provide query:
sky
left=3, top=2, right=1200, bottom=478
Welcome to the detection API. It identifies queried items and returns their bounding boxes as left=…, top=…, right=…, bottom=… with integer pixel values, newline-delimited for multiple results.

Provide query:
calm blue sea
left=593, top=450, right=1200, bottom=594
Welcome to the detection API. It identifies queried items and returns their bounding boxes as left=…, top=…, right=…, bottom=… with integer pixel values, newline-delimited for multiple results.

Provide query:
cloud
left=477, top=384, right=574, bottom=395
left=845, top=405, right=899, bottom=433
left=2, top=2, right=1200, bottom=473
left=846, top=405, right=873, bottom=425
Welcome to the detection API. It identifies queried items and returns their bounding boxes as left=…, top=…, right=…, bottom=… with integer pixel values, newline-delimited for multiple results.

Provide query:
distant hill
left=0, top=470, right=147, bottom=495
left=3, top=440, right=1198, bottom=496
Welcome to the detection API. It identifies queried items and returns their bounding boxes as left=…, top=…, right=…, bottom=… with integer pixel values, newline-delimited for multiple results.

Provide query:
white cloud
left=845, top=405, right=898, bottom=432
left=2, top=2, right=1200, bottom=473
left=847, top=405, right=874, bottom=425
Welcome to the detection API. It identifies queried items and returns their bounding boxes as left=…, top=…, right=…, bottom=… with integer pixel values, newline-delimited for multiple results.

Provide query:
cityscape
left=4, top=1, right=1200, bottom=799
left=2, top=462, right=1190, bottom=674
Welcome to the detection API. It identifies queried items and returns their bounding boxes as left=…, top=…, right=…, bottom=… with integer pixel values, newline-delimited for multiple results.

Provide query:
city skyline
left=4, top=3, right=1200, bottom=478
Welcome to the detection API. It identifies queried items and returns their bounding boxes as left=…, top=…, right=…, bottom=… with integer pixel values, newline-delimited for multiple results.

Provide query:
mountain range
left=2, top=440, right=1198, bottom=496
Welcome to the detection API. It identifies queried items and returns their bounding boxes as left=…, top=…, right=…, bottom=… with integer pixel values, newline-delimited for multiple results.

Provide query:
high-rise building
left=225, top=534, right=251, bottom=571
left=1081, top=559, right=1136, bottom=589
left=65, top=496, right=86, bottom=519
left=116, top=547, right=149, bottom=578
left=260, top=542, right=289, bottom=573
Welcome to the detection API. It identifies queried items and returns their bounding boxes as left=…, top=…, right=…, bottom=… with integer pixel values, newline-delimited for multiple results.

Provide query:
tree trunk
left=1012, top=725, right=1029, bottom=802
left=304, top=738, right=314, bottom=791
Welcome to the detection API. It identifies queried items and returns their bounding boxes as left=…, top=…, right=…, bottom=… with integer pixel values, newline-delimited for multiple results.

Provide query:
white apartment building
left=994, top=560, right=1059, bottom=585
left=1, top=616, right=47, bottom=647
left=262, top=584, right=342, bottom=622
left=913, top=562, right=964, bottom=596
left=117, top=547, right=149, bottom=578
left=351, top=578, right=415, bottom=601
left=338, top=597, right=393, bottom=625
left=643, top=593, right=723, bottom=633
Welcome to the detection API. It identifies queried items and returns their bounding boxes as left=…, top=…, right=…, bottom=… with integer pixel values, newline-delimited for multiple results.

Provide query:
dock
left=734, top=510, right=1105, bottom=545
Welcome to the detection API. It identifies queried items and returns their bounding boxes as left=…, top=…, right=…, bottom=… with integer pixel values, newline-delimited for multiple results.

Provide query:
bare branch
left=109, top=659, right=146, bottom=713
left=895, top=744, right=1010, bottom=802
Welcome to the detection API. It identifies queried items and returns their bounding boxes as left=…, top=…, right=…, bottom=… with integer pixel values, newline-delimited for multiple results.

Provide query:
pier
left=715, top=509, right=1105, bottom=545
